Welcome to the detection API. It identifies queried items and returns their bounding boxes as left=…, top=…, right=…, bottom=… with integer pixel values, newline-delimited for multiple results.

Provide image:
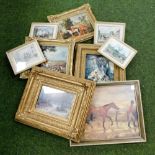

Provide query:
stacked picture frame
left=6, top=3, right=146, bottom=147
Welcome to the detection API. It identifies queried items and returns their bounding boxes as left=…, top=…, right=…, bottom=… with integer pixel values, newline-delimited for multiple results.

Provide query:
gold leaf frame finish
left=15, top=67, right=96, bottom=142
left=47, top=4, right=96, bottom=42
left=70, top=80, right=146, bottom=146
left=20, top=37, right=75, bottom=79
left=74, top=44, right=126, bottom=83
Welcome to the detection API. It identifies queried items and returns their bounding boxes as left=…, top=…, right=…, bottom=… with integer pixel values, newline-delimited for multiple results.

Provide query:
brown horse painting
left=86, top=103, right=119, bottom=131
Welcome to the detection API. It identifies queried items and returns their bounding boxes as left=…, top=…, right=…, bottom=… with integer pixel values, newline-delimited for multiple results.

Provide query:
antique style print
left=70, top=81, right=146, bottom=146
left=98, top=37, right=137, bottom=69
left=85, top=54, right=114, bottom=82
left=29, top=23, right=58, bottom=40
left=75, top=44, right=126, bottom=83
left=39, top=40, right=74, bottom=75
left=6, top=40, right=46, bottom=75
left=15, top=67, right=95, bottom=142
left=36, top=86, right=75, bottom=118
left=47, top=4, right=96, bottom=42
left=94, top=22, right=126, bottom=45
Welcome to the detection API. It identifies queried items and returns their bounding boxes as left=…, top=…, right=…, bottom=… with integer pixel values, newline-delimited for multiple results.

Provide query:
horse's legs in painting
left=106, top=115, right=113, bottom=125
left=102, top=119, right=106, bottom=132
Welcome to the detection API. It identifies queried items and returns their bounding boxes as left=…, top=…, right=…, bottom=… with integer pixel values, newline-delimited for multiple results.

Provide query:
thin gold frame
left=15, top=67, right=96, bottom=142
left=29, top=22, right=59, bottom=40
left=6, top=40, right=46, bottom=75
left=47, top=4, right=96, bottom=42
left=20, top=37, right=75, bottom=79
left=94, top=21, right=126, bottom=45
left=74, top=44, right=126, bottom=83
left=70, top=80, right=146, bottom=146
left=98, top=37, right=137, bottom=69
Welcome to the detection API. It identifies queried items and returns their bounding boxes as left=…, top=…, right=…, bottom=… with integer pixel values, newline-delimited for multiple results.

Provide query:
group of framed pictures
left=6, top=3, right=146, bottom=146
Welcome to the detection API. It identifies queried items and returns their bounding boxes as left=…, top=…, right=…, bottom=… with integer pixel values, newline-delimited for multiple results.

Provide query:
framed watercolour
left=47, top=4, right=96, bottom=42
left=70, top=80, right=146, bottom=146
left=15, top=67, right=96, bottom=142
left=75, top=44, right=126, bottom=84
left=94, top=21, right=126, bottom=45
left=29, top=22, right=59, bottom=40
left=98, top=37, right=137, bottom=69
left=6, top=40, right=46, bottom=75
left=20, top=37, right=75, bottom=79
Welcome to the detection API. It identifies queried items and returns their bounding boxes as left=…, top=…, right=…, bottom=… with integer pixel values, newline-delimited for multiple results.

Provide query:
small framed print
left=6, top=40, right=46, bottom=75
left=29, top=22, right=59, bottom=40
left=15, top=67, right=95, bottom=142
left=70, top=80, right=146, bottom=146
left=75, top=44, right=126, bottom=84
left=94, top=21, right=126, bottom=45
left=20, top=37, right=75, bottom=79
left=98, top=37, right=137, bottom=69
left=47, top=4, right=96, bottom=42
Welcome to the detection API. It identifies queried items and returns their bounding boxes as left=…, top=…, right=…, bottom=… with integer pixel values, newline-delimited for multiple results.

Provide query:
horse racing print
left=70, top=81, right=146, bottom=146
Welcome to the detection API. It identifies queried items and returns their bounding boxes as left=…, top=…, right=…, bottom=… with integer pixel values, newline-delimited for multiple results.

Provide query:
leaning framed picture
left=20, top=37, right=75, bottom=79
left=94, top=21, right=126, bottom=45
left=47, top=4, right=96, bottom=42
left=29, top=22, right=59, bottom=40
left=15, top=67, right=95, bottom=142
left=98, top=37, right=137, bottom=69
left=75, top=44, right=126, bottom=84
left=6, top=40, right=46, bottom=75
left=70, top=80, right=146, bottom=146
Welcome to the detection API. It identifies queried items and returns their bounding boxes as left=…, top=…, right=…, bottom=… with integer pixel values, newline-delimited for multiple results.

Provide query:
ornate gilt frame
left=70, top=80, right=146, bottom=146
left=20, top=37, right=75, bottom=79
left=74, top=44, right=126, bottom=83
left=47, top=4, right=96, bottom=42
left=15, top=67, right=96, bottom=142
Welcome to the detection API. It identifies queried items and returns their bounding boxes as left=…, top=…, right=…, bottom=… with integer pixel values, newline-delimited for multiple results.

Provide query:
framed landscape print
left=94, top=21, right=126, bottom=45
left=75, top=44, right=126, bottom=84
left=47, top=4, right=96, bottom=42
left=15, top=67, right=95, bottom=142
left=70, top=80, right=146, bottom=146
left=98, top=37, right=137, bottom=69
left=20, top=37, right=75, bottom=79
left=29, top=22, right=59, bottom=40
left=6, top=40, right=46, bottom=75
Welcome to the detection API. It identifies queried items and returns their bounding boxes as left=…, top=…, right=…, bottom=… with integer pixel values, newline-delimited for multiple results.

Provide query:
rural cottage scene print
left=33, top=26, right=54, bottom=39
left=85, top=54, right=114, bottom=83
left=36, top=86, right=75, bottom=118
left=105, top=42, right=130, bottom=64
left=97, top=25, right=121, bottom=43
left=59, top=13, right=93, bottom=39
left=40, top=45, right=68, bottom=73
left=13, top=44, right=39, bottom=71
left=83, top=85, right=140, bottom=141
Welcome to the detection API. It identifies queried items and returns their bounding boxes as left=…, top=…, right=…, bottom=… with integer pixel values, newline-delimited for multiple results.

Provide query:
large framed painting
left=15, top=67, right=95, bottom=142
left=70, top=81, right=146, bottom=146
left=47, top=4, right=96, bottom=42
left=75, top=44, right=126, bottom=84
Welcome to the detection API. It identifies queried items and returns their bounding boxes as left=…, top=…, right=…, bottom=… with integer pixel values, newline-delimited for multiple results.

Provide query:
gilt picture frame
left=6, top=40, right=46, bottom=75
left=20, top=37, right=75, bottom=79
left=94, top=21, right=126, bottom=45
left=29, top=22, right=59, bottom=40
left=74, top=44, right=126, bottom=84
left=70, top=80, right=146, bottom=146
left=98, top=37, right=137, bottom=69
left=47, top=4, right=96, bottom=42
left=15, top=67, right=96, bottom=142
